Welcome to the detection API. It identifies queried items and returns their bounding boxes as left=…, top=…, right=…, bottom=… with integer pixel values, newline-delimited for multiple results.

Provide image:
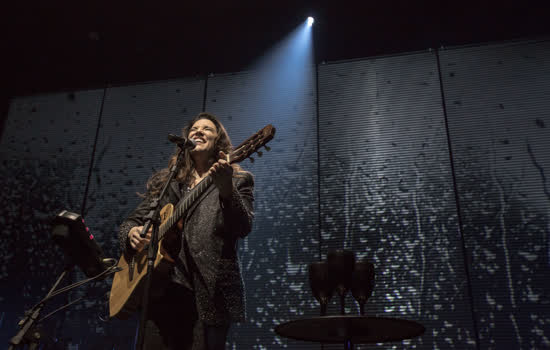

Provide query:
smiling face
left=188, top=118, right=219, bottom=157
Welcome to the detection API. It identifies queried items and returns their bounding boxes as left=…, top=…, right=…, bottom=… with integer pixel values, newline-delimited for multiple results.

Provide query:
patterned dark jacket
left=118, top=172, right=254, bottom=325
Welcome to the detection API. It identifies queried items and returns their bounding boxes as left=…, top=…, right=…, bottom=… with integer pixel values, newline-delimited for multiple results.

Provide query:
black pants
left=142, top=283, right=229, bottom=350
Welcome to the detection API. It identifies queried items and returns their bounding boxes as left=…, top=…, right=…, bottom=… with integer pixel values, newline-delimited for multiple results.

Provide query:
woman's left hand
left=209, top=151, right=234, bottom=199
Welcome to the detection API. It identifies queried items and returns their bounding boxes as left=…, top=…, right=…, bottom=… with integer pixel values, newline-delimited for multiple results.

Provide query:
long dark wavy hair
left=144, top=112, right=244, bottom=197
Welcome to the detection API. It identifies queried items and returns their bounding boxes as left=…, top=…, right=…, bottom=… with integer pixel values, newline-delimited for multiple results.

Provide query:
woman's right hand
left=128, top=226, right=152, bottom=252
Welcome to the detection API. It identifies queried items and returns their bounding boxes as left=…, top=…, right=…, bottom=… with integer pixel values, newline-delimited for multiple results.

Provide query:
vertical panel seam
left=81, top=87, right=107, bottom=215
left=316, top=64, right=322, bottom=262
left=202, top=75, right=209, bottom=112
left=435, top=48, right=481, bottom=350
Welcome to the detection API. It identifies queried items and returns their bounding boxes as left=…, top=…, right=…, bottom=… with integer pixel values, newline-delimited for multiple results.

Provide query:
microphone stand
left=135, top=142, right=187, bottom=350
left=7, top=250, right=120, bottom=349
left=8, top=262, right=120, bottom=349
left=8, top=267, right=72, bottom=350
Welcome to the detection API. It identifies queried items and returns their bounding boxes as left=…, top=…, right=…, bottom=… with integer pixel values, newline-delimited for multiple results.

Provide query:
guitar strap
left=129, top=256, right=135, bottom=281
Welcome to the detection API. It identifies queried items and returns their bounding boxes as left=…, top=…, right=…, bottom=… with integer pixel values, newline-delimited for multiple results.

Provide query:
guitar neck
left=158, top=175, right=213, bottom=240
left=156, top=123, right=275, bottom=240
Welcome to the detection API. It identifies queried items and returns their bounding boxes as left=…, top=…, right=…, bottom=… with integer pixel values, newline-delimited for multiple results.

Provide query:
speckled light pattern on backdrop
left=318, top=52, right=476, bottom=349
left=0, top=39, right=549, bottom=350
left=0, top=90, right=104, bottom=348
left=440, top=40, right=550, bottom=349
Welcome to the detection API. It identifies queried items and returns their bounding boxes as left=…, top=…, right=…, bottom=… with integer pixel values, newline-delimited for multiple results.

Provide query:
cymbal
left=274, top=316, right=425, bottom=344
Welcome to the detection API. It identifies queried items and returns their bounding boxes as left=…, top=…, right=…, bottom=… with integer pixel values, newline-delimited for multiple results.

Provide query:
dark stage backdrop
left=0, top=90, right=105, bottom=349
left=1, top=39, right=549, bottom=350
left=439, top=40, right=550, bottom=349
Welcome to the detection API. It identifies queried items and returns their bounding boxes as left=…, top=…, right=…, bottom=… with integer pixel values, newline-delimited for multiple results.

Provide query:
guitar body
left=109, top=204, right=176, bottom=319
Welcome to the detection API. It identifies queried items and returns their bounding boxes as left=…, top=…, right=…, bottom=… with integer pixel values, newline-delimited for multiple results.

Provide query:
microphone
left=51, top=211, right=107, bottom=279
left=167, top=134, right=197, bottom=149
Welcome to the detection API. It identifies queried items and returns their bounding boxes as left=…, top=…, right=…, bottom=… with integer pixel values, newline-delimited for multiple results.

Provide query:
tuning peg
left=249, top=157, right=255, bottom=163
left=256, top=151, right=263, bottom=157
left=264, top=145, right=271, bottom=151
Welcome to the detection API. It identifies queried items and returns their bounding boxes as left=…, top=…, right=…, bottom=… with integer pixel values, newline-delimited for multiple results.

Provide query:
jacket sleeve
left=220, top=171, right=254, bottom=239
left=117, top=194, right=154, bottom=254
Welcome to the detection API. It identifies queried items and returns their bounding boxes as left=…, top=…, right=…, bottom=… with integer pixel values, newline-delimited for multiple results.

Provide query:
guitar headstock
left=230, top=124, right=276, bottom=164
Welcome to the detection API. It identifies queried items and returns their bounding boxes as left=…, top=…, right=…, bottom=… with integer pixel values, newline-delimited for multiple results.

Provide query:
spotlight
left=307, top=17, right=314, bottom=27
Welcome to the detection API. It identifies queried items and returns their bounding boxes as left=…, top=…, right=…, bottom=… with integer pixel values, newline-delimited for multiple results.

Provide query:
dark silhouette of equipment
left=8, top=210, right=118, bottom=349
left=51, top=210, right=106, bottom=278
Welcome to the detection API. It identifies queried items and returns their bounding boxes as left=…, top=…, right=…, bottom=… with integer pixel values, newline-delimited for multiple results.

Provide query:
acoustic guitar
left=109, top=124, right=275, bottom=319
